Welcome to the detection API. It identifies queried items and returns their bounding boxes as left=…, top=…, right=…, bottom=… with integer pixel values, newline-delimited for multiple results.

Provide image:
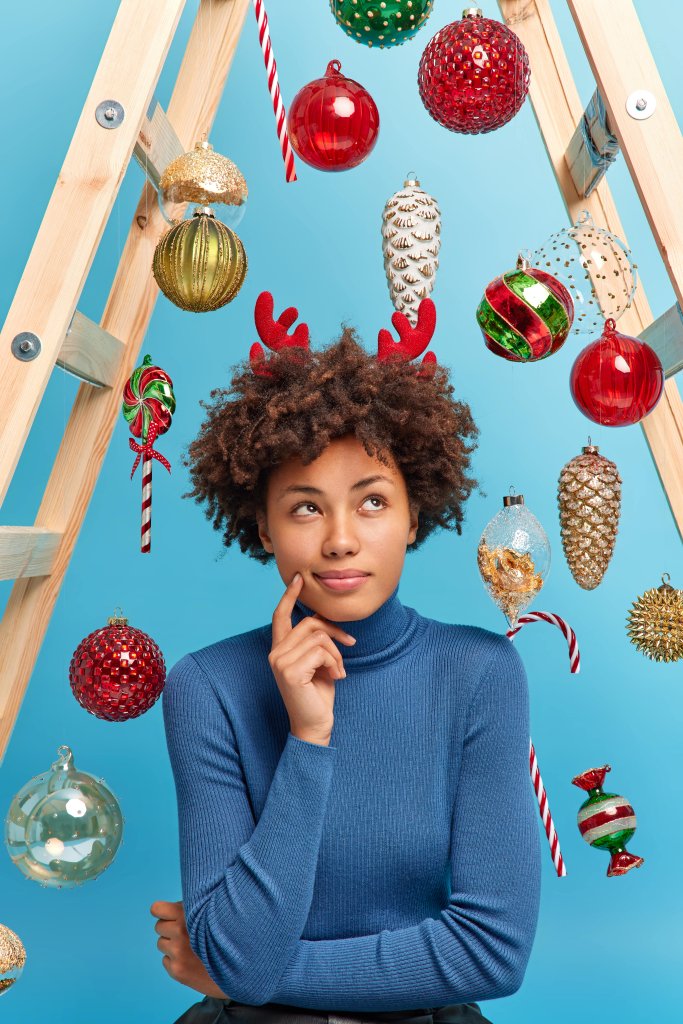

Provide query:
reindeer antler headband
left=249, top=291, right=438, bottom=380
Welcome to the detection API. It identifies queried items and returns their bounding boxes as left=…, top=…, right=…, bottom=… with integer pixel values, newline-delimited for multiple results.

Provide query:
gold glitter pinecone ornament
left=152, top=205, right=247, bottom=313
left=382, top=173, right=441, bottom=326
left=0, top=923, right=26, bottom=995
left=558, top=443, right=622, bottom=590
left=627, top=574, right=683, bottom=663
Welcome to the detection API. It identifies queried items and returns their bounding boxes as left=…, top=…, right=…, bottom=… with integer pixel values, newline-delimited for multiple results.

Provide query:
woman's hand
left=269, top=572, right=356, bottom=745
left=150, top=899, right=229, bottom=999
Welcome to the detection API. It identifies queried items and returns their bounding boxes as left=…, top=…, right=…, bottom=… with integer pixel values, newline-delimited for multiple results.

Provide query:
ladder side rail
left=0, top=0, right=187, bottom=508
left=497, top=0, right=683, bottom=538
left=0, top=0, right=252, bottom=763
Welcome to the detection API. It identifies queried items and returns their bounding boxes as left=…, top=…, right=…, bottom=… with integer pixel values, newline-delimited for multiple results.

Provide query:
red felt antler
left=250, top=291, right=311, bottom=377
left=377, top=298, right=438, bottom=379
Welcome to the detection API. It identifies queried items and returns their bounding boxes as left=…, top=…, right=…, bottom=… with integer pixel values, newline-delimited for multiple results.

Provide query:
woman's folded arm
left=267, top=637, right=542, bottom=1011
left=163, top=652, right=338, bottom=1005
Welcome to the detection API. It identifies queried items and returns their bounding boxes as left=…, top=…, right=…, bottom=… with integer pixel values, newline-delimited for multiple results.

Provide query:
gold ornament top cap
left=159, top=139, right=248, bottom=208
left=462, top=7, right=484, bottom=18
left=108, top=605, right=128, bottom=626
left=503, top=493, right=525, bottom=507
left=404, top=169, right=421, bottom=187
left=582, top=443, right=600, bottom=454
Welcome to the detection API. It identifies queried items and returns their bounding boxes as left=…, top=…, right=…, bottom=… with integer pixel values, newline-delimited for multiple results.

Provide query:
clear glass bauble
left=529, top=211, right=637, bottom=336
left=0, top=923, right=26, bottom=996
left=157, top=188, right=247, bottom=229
left=477, top=496, right=551, bottom=627
left=4, top=745, right=124, bottom=889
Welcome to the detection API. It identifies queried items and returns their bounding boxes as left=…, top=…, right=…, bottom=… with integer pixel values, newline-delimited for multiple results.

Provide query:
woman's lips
left=313, top=574, right=370, bottom=592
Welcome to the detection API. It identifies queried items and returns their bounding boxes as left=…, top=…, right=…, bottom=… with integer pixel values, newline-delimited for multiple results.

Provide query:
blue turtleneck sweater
left=162, top=583, right=541, bottom=1013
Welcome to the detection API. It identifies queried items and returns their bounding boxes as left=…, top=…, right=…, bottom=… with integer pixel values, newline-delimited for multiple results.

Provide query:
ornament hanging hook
left=662, top=572, right=671, bottom=584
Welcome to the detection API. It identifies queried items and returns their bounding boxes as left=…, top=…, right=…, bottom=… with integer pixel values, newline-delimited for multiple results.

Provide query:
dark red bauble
left=570, top=318, right=665, bottom=427
left=417, top=8, right=530, bottom=134
left=287, top=59, right=380, bottom=171
left=69, top=612, right=166, bottom=721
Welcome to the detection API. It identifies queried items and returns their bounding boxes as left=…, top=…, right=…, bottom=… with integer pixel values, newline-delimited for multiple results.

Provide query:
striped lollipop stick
left=252, top=0, right=297, bottom=183
left=122, top=355, right=175, bottom=554
left=507, top=611, right=581, bottom=877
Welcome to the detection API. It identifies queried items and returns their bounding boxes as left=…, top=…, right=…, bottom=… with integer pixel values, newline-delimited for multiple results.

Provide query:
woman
left=153, top=294, right=541, bottom=1024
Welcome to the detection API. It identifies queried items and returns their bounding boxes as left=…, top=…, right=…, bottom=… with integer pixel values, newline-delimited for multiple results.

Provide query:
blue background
left=1, top=1, right=682, bottom=1021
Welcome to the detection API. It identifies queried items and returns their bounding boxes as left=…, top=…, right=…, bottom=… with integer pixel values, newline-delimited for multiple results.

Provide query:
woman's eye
left=291, top=495, right=387, bottom=516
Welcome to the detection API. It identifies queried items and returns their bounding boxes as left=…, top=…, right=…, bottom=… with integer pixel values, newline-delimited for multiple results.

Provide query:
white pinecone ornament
left=558, top=443, right=622, bottom=590
left=382, top=174, right=441, bottom=326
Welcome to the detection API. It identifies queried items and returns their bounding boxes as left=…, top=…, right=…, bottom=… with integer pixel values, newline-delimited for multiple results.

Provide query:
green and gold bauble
left=0, top=924, right=26, bottom=996
left=627, top=574, right=683, bottom=663
left=330, top=0, right=434, bottom=48
left=152, top=205, right=247, bottom=312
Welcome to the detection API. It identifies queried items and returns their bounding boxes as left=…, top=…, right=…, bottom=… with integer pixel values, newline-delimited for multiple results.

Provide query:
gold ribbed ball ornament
left=152, top=206, right=247, bottom=313
left=0, top=923, right=26, bottom=995
left=627, top=574, right=683, bottom=663
left=159, top=139, right=248, bottom=209
left=558, top=442, right=622, bottom=590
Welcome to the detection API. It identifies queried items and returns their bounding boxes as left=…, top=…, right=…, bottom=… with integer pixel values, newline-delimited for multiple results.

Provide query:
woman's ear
left=256, top=510, right=274, bottom=553
left=408, top=506, right=420, bottom=545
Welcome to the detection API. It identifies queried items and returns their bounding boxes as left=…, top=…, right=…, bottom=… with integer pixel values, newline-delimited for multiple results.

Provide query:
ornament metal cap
left=503, top=492, right=525, bottom=507
left=108, top=607, right=128, bottom=627
left=462, top=7, right=483, bottom=18
left=404, top=170, right=421, bottom=187
left=193, top=205, right=216, bottom=219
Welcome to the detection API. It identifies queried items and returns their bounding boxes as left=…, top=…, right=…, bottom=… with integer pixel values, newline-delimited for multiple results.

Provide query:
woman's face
left=256, top=435, right=419, bottom=621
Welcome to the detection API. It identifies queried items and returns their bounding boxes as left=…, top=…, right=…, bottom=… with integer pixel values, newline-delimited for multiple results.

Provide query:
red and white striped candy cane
left=507, top=611, right=581, bottom=878
left=252, top=0, right=297, bottom=183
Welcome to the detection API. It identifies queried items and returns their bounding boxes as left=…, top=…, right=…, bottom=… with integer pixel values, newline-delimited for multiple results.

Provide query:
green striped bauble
left=330, top=0, right=434, bottom=48
left=476, top=257, right=575, bottom=362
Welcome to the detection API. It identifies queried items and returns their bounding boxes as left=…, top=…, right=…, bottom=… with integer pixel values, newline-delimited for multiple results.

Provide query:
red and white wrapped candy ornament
left=507, top=611, right=581, bottom=877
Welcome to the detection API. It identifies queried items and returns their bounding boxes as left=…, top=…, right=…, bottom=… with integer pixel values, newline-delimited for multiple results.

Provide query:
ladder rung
left=0, top=527, right=61, bottom=580
left=57, top=310, right=125, bottom=388
left=640, top=304, right=683, bottom=379
left=566, top=89, right=620, bottom=198
left=134, top=97, right=185, bottom=191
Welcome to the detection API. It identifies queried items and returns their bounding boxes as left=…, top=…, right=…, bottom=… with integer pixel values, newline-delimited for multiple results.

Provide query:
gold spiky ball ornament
left=627, top=574, right=683, bottom=663
left=558, top=442, right=622, bottom=590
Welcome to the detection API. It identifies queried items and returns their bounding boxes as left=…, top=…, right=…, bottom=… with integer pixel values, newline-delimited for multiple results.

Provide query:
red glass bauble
left=69, top=612, right=166, bottom=721
left=417, top=8, right=530, bottom=134
left=570, top=318, right=665, bottom=426
left=287, top=59, right=380, bottom=171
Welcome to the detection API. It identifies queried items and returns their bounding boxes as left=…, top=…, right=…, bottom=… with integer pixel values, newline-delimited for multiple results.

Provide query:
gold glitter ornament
left=0, top=924, right=26, bottom=996
left=558, top=442, right=622, bottom=590
left=159, top=139, right=248, bottom=210
left=152, top=206, right=247, bottom=313
left=627, top=574, right=683, bottom=663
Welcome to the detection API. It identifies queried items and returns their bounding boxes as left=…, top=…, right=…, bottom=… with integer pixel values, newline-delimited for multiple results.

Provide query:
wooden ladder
left=0, top=0, right=252, bottom=765
left=497, top=0, right=683, bottom=529
left=1, top=0, right=682, bottom=766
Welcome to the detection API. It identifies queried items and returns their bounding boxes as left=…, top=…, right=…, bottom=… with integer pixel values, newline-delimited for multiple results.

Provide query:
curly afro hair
left=182, top=323, right=479, bottom=565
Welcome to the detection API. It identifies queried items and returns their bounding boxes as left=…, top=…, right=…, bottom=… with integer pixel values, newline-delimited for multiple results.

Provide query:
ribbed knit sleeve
left=268, top=635, right=542, bottom=1011
left=162, top=652, right=338, bottom=1005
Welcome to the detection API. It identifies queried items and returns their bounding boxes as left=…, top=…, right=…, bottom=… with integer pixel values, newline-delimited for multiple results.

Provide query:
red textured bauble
left=69, top=612, right=166, bottom=721
left=287, top=59, right=380, bottom=171
left=570, top=318, right=665, bottom=426
left=417, top=8, right=530, bottom=134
